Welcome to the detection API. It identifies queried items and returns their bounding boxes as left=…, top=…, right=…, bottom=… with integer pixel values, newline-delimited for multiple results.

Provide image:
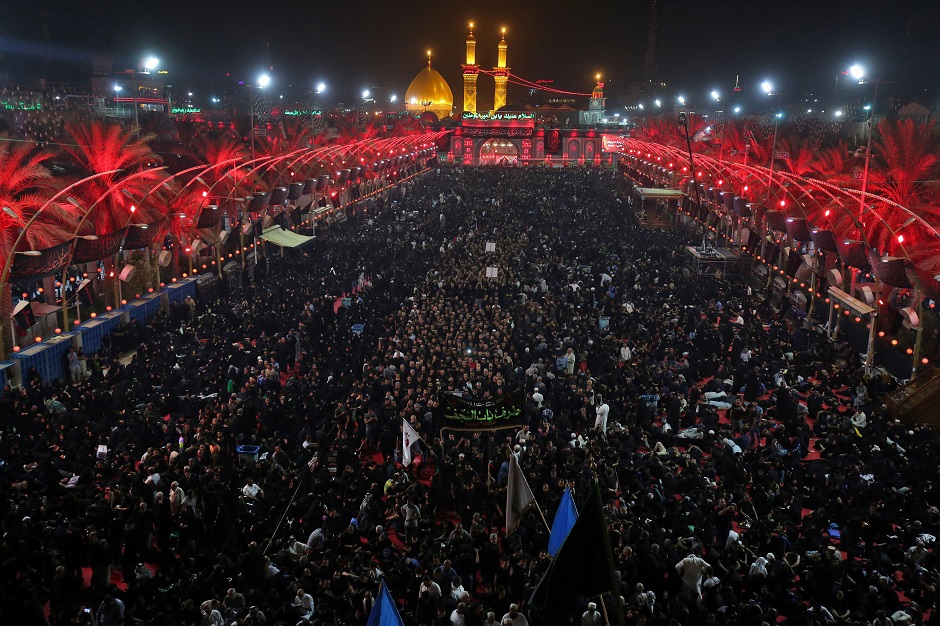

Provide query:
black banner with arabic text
left=11, top=240, right=75, bottom=281
left=439, top=392, right=523, bottom=431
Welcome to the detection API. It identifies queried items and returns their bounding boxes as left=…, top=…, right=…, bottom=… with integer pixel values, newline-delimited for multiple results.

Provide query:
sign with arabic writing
left=462, top=112, right=535, bottom=121
left=460, top=127, right=533, bottom=138
left=439, top=392, right=522, bottom=430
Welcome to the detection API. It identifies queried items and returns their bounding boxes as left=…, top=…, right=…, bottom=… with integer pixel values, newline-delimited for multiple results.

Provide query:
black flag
left=529, top=481, right=623, bottom=625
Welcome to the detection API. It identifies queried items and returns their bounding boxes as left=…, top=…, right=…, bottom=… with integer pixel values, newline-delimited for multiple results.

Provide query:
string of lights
left=475, top=68, right=594, bottom=97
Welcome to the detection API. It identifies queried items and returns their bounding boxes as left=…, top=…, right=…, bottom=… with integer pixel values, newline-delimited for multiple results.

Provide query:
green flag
left=529, top=481, right=623, bottom=625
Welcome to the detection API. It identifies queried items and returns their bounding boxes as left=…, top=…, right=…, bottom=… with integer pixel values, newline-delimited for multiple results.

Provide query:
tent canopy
left=259, top=226, right=315, bottom=248
left=634, top=187, right=687, bottom=200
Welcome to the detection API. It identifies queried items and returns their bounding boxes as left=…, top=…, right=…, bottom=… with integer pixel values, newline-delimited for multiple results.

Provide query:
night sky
left=1, top=0, right=938, bottom=108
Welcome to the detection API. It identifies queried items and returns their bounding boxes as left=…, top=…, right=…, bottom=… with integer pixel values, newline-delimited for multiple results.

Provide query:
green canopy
left=260, top=225, right=315, bottom=248
left=634, top=187, right=687, bottom=200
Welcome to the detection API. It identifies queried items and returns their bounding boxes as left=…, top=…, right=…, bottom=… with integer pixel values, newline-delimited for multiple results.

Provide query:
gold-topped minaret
left=462, top=22, right=480, bottom=114
left=492, top=27, right=510, bottom=113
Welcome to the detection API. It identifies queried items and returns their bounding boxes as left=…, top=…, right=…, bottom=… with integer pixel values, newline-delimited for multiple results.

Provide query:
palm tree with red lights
left=0, top=142, right=76, bottom=352
left=60, top=120, right=167, bottom=306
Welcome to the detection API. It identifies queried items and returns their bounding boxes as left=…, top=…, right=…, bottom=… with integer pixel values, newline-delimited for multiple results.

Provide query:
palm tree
left=61, top=120, right=167, bottom=233
left=0, top=141, right=75, bottom=353
left=807, top=141, right=855, bottom=187
left=60, top=120, right=167, bottom=305
left=776, top=135, right=818, bottom=177
left=870, top=118, right=939, bottom=209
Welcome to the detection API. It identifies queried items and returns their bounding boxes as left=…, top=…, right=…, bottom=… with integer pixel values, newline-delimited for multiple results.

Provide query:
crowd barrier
left=12, top=332, right=78, bottom=384
left=4, top=277, right=198, bottom=386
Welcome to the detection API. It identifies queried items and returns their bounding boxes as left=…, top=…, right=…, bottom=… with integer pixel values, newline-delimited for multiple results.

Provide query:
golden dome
left=405, top=66, right=454, bottom=111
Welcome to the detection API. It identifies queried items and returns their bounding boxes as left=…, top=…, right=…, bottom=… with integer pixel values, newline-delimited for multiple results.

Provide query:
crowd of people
left=1, top=166, right=939, bottom=626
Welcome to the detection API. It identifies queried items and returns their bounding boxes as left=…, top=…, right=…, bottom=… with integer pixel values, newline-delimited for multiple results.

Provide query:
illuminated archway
left=478, top=139, right=519, bottom=166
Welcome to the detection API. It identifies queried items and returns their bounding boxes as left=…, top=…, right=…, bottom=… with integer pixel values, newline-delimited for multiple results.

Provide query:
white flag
left=402, top=419, right=421, bottom=467
left=506, top=453, right=537, bottom=535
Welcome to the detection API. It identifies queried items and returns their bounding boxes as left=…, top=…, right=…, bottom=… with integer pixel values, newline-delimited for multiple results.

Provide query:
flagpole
left=599, top=596, right=612, bottom=626
left=505, top=444, right=551, bottom=532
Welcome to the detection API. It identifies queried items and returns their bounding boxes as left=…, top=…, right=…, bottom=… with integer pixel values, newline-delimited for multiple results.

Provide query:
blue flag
left=366, top=581, right=404, bottom=626
left=548, top=486, right=578, bottom=557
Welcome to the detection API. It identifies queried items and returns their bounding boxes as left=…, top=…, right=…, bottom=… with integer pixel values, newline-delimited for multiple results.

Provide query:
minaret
left=462, top=22, right=479, bottom=114
left=492, top=27, right=510, bottom=113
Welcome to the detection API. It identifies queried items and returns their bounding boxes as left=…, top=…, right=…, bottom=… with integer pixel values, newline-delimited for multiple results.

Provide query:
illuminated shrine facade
left=448, top=112, right=620, bottom=166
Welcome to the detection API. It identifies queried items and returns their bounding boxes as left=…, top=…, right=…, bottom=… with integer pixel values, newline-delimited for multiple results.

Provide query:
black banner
left=545, top=129, right=562, bottom=154
left=197, top=205, right=224, bottom=229
left=10, top=240, right=75, bottom=281
left=72, top=228, right=127, bottom=264
left=439, top=392, right=522, bottom=430
left=124, top=218, right=167, bottom=250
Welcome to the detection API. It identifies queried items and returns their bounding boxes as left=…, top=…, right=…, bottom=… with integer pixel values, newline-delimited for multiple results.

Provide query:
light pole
left=761, top=81, right=783, bottom=192
left=312, top=82, right=326, bottom=140
left=386, top=94, right=396, bottom=137
left=711, top=90, right=726, bottom=162
left=851, top=66, right=891, bottom=226
left=248, top=74, right=271, bottom=162
left=134, top=57, right=160, bottom=137
left=677, top=112, right=702, bottom=211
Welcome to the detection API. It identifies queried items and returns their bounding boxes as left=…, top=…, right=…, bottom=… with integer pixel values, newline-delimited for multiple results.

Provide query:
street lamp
left=310, top=82, right=326, bottom=139
left=249, top=74, right=271, bottom=162
left=710, top=90, right=720, bottom=101
left=654, top=99, right=662, bottom=108
left=762, top=80, right=782, bottom=191
left=677, top=95, right=686, bottom=105
left=852, top=67, right=892, bottom=233
left=133, top=56, right=159, bottom=136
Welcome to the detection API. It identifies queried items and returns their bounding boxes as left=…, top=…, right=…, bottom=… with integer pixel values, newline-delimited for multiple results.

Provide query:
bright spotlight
left=761, top=81, right=773, bottom=94
left=849, top=64, right=864, bottom=81
left=257, top=74, right=271, bottom=88
left=144, top=57, right=159, bottom=71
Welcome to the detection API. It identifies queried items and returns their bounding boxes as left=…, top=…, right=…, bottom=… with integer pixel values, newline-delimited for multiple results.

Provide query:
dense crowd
left=1, top=166, right=939, bottom=626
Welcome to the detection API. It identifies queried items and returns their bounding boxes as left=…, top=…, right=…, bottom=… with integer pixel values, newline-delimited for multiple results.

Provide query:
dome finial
left=427, top=49, right=432, bottom=69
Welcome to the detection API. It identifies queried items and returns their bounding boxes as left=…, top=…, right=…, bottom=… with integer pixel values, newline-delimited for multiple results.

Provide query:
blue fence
left=12, top=332, right=77, bottom=384
left=76, top=310, right=125, bottom=355
left=0, top=361, right=14, bottom=389
left=165, top=277, right=197, bottom=306
left=7, top=277, right=202, bottom=388
left=122, top=292, right=164, bottom=326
